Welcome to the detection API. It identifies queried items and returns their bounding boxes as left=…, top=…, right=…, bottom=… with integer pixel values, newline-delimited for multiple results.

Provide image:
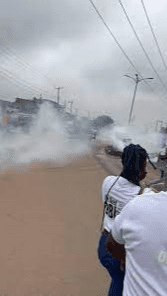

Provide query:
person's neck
left=120, top=170, right=140, bottom=186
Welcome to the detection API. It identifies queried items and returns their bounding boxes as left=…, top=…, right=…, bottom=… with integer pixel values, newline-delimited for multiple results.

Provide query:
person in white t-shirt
left=97, top=144, right=156, bottom=296
left=111, top=188, right=167, bottom=296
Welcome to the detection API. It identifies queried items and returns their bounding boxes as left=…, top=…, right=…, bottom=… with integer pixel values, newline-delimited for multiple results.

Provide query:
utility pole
left=124, top=74, right=154, bottom=125
left=63, top=100, right=66, bottom=112
left=68, top=101, right=73, bottom=113
left=55, top=87, right=63, bottom=104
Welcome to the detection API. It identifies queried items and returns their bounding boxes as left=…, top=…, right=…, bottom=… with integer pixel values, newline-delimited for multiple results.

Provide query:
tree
left=91, top=115, right=114, bottom=130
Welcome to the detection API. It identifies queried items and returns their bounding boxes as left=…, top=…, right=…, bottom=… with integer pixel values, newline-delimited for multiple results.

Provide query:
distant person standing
left=97, top=144, right=156, bottom=295
left=157, top=128, right=167, bottom=179
left=159, top=127, right=167, bottom=149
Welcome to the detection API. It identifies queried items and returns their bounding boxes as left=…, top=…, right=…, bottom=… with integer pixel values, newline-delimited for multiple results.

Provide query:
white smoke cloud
left=0, top=100, right=164, bottom=174
left=0, top=102, right=90, bottom=173
left=97, top=124, right=162, bottom=161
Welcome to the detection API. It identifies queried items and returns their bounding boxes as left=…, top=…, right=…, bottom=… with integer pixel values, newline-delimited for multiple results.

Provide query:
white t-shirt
left=102, top=176, right=140, bottom=232
left=112, top=191, right=167, bottom=296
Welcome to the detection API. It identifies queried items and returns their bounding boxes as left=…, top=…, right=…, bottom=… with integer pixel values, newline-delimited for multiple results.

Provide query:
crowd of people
left=97, top=143, right=167, bottom=295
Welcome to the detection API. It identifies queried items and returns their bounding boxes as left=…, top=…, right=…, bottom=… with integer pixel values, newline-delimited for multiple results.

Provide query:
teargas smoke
left=0, top=102, right=90, bottom=173
left=98, top=125, right=161, bottom=162
left=0, top=102, right=163, bottom=173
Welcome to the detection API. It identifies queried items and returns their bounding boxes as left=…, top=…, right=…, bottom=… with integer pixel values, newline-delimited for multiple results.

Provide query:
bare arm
left=106, top=231, right=125, bottom=263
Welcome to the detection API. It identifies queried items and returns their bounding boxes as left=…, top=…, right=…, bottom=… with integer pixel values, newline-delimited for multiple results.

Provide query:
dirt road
left=0, top=141, right=160, bottom=295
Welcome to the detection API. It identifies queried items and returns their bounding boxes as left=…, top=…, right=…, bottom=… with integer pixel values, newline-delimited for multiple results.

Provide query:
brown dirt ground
left=0, top=141, right=162, bottom=295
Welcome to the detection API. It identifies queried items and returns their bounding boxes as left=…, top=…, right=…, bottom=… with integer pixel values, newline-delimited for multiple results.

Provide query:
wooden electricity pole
left=55, top=87, right=63, bottom=104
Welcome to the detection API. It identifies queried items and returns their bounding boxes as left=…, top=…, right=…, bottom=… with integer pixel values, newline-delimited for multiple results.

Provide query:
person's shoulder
left=102, top=175, right=117, bottom=194
left=103, top=175, right=116, bottom=182
left=127, top=190, right=165, bottom=210
left=102, top=175, right=117, bottom=187
left=142, top=188, right=156, bottom=195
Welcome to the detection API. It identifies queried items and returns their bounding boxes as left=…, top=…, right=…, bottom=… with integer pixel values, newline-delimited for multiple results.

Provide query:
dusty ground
left=0, top=141, right=161, bottom=295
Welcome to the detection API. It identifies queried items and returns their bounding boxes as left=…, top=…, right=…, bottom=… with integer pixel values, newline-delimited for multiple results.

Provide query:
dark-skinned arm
left=106, top=231, right=125, bottom=263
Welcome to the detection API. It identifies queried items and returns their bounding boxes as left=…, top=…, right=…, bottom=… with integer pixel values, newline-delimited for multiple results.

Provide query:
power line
left=118, top=0, right=167, bottom=93
left=0, top=93, right=13, bottom=100
left=141, top=0, right=167, bottom=73
left=0, top=66, right=49, bottom=98
left=0, top=65, right=50, bottom=98
left=0, top=46, right=58, bottom=100
left=88, top=0, right=142, bottom=75
left=0, top=46, right=56, bottom=88
left=88, top=0, right=167, bottom=104
left=0, top=48, right=53, bottom=97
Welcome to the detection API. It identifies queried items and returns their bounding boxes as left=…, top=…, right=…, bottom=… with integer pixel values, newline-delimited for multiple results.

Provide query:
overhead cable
left=0, top=65, right=50, bottom=97
left=88, top=0, right=167, bottom=104
left=0, top=46, right=55, bottom=91
left=118, top=0, right=167, bottom=93
left=88, top=0, right=142, bottom=76
left=141, top=0, right=167, bottom=73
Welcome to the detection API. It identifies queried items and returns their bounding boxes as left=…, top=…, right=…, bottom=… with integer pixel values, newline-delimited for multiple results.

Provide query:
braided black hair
left=121, top=144, right=156, bottom=186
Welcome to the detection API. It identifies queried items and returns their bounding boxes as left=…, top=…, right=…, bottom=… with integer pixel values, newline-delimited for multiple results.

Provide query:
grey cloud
left=82, top=52, right=133, bottom=95
left=0, top=0, right=166, bottom=126
left=82, top=33, right=167, bottom=99
left=0, top=0, right=95, bottom=50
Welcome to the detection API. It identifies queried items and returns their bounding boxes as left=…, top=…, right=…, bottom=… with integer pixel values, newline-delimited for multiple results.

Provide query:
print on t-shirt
left=104, top=194, right=124, bottom=219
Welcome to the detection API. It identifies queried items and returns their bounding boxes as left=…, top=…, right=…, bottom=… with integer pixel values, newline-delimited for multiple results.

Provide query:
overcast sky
left=0, top=0, right=167, bottom=126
